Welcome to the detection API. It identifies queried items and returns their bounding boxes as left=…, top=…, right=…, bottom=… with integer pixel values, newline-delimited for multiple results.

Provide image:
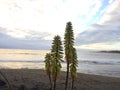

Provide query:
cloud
left=99, top=0, right=120, bottom=25
left=0, top=0, right=119, bottom=50
left=75, top=42, right=120, bottom=50
left=76, top=29, right=120, bottom=45
left=88, top=0, right=120, bottom=31
left=4, top=29, right=55, bottom=40
left=75, top=0, right=120, bottom=50
left=0, top=28, right=52, bottom=50
left=109, top=0, right=114, bottom=4
left=0, top=0, right=104, bottom=36
left=0, top=0, right=44, bottom=32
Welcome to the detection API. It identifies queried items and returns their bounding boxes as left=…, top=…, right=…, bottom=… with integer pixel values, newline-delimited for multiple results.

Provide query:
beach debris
left=0, top=80, right=6, bottom=87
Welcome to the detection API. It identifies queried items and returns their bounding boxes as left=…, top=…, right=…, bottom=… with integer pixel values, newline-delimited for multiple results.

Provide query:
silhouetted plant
left=51, top=35, right=63, bottom=90
left=45, top=53, right=53, bottom=89
left=70, top=48, right=78, bottom=90
left=64, top=22, right=74, bottom=90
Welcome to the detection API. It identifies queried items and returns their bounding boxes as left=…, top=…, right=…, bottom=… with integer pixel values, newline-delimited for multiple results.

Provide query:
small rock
left=18, top=84, right=28, bottom=90
left=31, top=85, right=39, bottom=90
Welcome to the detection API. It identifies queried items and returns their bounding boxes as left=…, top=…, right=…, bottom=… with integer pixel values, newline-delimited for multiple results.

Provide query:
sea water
left=0, top=49, right=120, bottom=77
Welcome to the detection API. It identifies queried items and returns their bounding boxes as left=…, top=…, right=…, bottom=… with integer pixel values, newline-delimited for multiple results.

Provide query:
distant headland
left=99, top=50, right=120, bottom=53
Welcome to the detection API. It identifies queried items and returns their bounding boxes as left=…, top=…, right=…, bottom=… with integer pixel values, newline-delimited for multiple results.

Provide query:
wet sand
left=0, top=69, right=120, bottom=90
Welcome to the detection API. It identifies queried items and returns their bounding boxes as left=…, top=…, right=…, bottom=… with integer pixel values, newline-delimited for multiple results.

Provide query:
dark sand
left=0, top=69, right=120, bottom=90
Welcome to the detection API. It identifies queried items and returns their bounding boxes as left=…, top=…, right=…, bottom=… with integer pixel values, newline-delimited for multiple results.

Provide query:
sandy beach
left=0, top=69, right=120, bottom=90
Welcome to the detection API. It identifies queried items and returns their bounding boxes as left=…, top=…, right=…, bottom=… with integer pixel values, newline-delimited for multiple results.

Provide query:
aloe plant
left=45, top=53, right=53, bottom=89
left=70, top=48, right=78, bottom=90
left=51, top=35, right=63, bottom=90
left=64, top=22, right=74, bottom=90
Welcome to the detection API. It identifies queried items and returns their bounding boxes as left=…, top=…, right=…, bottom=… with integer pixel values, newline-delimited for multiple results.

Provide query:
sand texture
left=0, top=69, right=120, bottom=90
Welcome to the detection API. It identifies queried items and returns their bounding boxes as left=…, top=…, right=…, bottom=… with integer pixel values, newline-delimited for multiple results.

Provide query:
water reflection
left=0, top=49, right=49, bottom=60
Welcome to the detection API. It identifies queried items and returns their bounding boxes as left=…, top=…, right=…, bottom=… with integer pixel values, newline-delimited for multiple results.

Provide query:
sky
left=0, top=0, right=120, bottom=50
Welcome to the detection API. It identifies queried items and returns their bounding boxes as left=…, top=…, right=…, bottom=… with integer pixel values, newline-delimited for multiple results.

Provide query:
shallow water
left=0, top=49, right=120, bottom=77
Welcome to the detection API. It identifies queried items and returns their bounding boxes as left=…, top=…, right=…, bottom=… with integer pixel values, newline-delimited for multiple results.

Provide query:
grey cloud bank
left=75, top=29, right=120, bottom=45
left=0, top=28, right=51, bottom=50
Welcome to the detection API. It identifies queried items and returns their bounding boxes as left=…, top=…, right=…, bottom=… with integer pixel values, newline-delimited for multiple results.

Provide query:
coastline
left=0, top=69, right=120, bottom=90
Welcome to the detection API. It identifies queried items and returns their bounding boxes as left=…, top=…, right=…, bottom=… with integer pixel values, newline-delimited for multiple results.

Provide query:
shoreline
left=0, top=69, right=120, bottom=90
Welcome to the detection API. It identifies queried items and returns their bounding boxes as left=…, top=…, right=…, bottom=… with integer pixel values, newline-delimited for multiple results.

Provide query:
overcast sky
left=0, top=0, right=120, bottom=50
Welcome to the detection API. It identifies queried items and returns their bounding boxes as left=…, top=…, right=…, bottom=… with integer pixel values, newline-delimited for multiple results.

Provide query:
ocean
left=0, top=49, right=120, bottom=78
